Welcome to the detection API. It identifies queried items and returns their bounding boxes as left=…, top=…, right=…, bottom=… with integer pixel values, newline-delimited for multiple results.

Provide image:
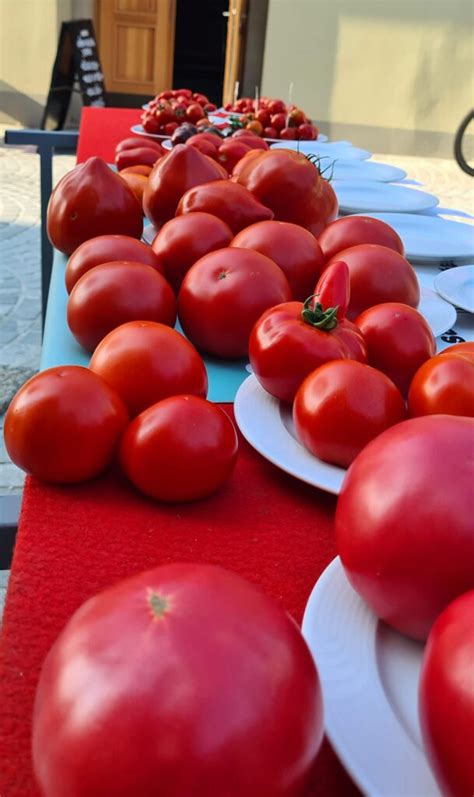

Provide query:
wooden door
left=222, top=0, right=248, bottom=106
left=97, top=0, right=176, bottom=95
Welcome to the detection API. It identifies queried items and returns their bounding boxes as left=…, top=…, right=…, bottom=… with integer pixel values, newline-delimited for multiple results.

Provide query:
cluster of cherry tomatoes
left=224, top=96, right=319, bottom=140
left=141, top=87, right=217, bottom=136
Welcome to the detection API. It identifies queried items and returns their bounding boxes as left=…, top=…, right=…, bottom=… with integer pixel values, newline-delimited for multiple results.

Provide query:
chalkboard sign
left=41, top=19, right=106, bottom=131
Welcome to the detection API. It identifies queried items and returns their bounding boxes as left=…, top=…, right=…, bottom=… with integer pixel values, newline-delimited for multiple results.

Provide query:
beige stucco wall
left=0, top=0, right=93, bottom=126
left=261, top=0, right=474, bottom=156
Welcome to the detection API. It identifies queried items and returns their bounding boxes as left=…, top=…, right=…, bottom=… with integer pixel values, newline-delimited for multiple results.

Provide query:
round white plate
left=330, top=159, right=406, bottom=183
left=357, top=213, right=474, bottom=264
left=333, top=180, right=439, bottom=214
left=434, top=265, right=474, bottom=313
left=271, top=140, right=372, bottom=161
left=234, top=374, right=346, bottom=495
left=302, top=557, right=440, bottom=796
left=418, top=286, right=457, bottom=336
left=130, top=124, right=171, bottom=141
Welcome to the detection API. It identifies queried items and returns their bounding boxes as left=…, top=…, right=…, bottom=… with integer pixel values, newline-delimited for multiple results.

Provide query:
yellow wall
left=261, top=0, right=474, bottom=155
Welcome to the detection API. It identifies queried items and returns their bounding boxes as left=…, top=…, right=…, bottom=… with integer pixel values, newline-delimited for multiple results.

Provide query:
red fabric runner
left=0, top=109, right=361, bottom=796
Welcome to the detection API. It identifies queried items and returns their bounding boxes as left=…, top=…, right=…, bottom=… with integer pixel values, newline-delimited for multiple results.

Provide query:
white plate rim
left=234, top=374, right=346, bottom=495
left=332, top=160, right=407, bottom=183
left=418, top=286, right=457, bottom=336
left=433, top=265, right=474, bottom=313
left=301, top=557, right=441, bottom=797
left=333, top=181, right=439, bottom=214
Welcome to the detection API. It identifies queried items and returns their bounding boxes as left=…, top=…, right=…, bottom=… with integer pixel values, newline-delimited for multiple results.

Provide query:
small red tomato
left=318, top=216, right=405, bottom=261
left=327, top=244, right=419, bottom=319
left=408, top=353, right=474, bottom=417
left=67, top=262, right=177, bottom=352
left=288, top=108, right=306, bottom=127
left=256, top=109, right=271, bottom=126
left=186, top=103, right=205, bottom=123
left=141, top=115, right=161, bottom=134
left=120, top=396, right=239, bottom=501
left=89, top=321, right=208, bottom=417
left=203, top=102, right=217, bottom=112
left=4, top=366, right=128, bottom=483
left=151, top=212, right=233, bottom=294
left=246, top=120, right=264, bottom=136
left=297, top=123, right=318, bottom=140
left=355, top=302, right=436, bottom=395
left=231, top=220, right=325, bottom=301
left=419, top=590, right=474, bottom=797
left=263, top=126, right=278, bottom=139
left=163, top=121, right=178, bottom=135
left=185, top=137, right=218, bottom=158
left=269, top=99, right=286, bottom=115
left=293, top=360, right=406, bottom=468
left=65, top=234, right=164, bottom=293
left=271, top=113, right=286, bottom=131
left=280, top=127, right=297, bottom=140
left=178, top=248, right=291, bottom=358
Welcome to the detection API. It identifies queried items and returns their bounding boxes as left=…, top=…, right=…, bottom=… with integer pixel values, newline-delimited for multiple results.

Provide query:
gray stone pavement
left=1, top=143, right=75, bottom=614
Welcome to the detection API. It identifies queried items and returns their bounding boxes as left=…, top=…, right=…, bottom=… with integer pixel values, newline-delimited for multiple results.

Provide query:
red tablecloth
left=0, top=108, right=361, bottom=797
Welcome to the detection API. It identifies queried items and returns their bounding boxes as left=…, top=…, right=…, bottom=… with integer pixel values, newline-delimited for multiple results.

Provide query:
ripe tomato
left=4, top=366, right=128, bottom=484
left=119, top=172, right=148, bottom=203
left=32, top=563, right=323, bottom=796
left=120, top=396, right=239, bottom=501
left=115, top=137, right=164, bottom=154
left=326, top=244, right=420, bottom=319
left=246, top=120, right=264, bottom=136
left=408, top=353, right=474, bottom=417
left=217, top=140, right=252, bottom=174
left=234, top=149, right=338, bottom=237
left=143, top=144, right=225, bottom=229
left=318, top=215, right=404, bottom=261
left=294, top=361, right=406, bottom=468
left=297, top=124, right=318, bottom=141
left=47, top=157, right=143, bottom=255
left=336, top=415, right=474, bottom=641
left=89, top=321, right=208, bottom=417
left=280, top=127, right=297, bottom=140
left=178, top=248, right=291, bottom=358
left=355, top=302, right=436, bottom=395
left=185, top=102, right=205, bottom=123
left=231, top=220, right=325, bottom=301
left=231, top=132, right=269, bottom=150
left=185, top=137, right=219, bottom=159
left=419, top=591, right=474, bottom=797
left=151, top=212, right=233, bottom=294
left=119, top=164, right=153, bottom=177
left=176, top=180, right=274, bottom=234
left=67, top=262, right=176, bottom=352
left=271, top=113, right=286, bottom=131
left=115, top=147, right=162, bottom=171
left=439, top=341, right=474, bottom=361
left=65, top=234, right=164, bottom=293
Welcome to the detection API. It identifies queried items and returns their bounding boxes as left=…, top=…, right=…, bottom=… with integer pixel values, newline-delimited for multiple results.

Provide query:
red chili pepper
left=304, top=261, right=350, bottom=326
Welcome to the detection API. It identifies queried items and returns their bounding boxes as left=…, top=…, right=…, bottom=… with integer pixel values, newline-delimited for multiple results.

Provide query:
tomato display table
left=0, top=108, right=362, bottom=796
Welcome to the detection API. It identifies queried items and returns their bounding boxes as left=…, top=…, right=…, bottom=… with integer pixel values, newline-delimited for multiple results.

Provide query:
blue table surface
left=40, top=249, right=250, bottom=403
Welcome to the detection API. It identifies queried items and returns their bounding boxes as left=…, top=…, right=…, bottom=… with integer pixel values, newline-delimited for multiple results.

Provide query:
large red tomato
left=408, top=353, right=474, bottom=417
left=47, top=157, right=143, bottom=255
left=143, top=144, right=225, bottom=229
left=120, top=396, right=239, bottom=501
left=67, top=262, right=176, bottom=352
left=4, top=366, right=128, bottom=483
left=439, top=341, right=474, bottom=360
left=326, top=244, right=420, bottom=319
left=178, top=248, right=291, bottom=358
left=151, top=212, right=233, bottom=294
left=176, top=180, right=274, bottom=235
left=231, top=221, right=325, bottom=301
left=336, top=415, right=474, bottom=641
left=65, top=234, right=164, bottom=293
left=419, top=590, right=474, bottom=797
left=318, top=215, right=404, bottom=262
left=249, top=262, right=367, bottom=403
left=233, top=149, right=338, bottom=236
left=293, top=360, right=406, bottom=468
left=32, top=563, right=323, bottom=797
left=355, top=302, right=436, bottom=395
left=89, top=321, right=208, bottom=417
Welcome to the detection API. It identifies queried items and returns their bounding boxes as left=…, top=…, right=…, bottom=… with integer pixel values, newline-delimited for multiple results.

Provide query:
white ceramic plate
left=418, top=286, right=457, bottom=336
left=271, top=140, right=372, bottom=161
left=130, top=124, right=171, bottom=141
left=302, top=557, right=441, bottom=797
left=334, top=181, right=439, bottom=214
left=234, top=374, right=346, bottom=495
left=330, top=159, right=406, bottom=183
left=358, top=213, right=474, bottom=264
left=433, top=265, right=474, bottom=313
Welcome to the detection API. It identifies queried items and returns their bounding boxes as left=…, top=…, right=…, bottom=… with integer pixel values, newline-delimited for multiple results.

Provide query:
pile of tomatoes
left=141, top=87, right=217, bottom=136
left=223, top=96, right=319, bottom=140
left=6, top=126, right=474, bottom=797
